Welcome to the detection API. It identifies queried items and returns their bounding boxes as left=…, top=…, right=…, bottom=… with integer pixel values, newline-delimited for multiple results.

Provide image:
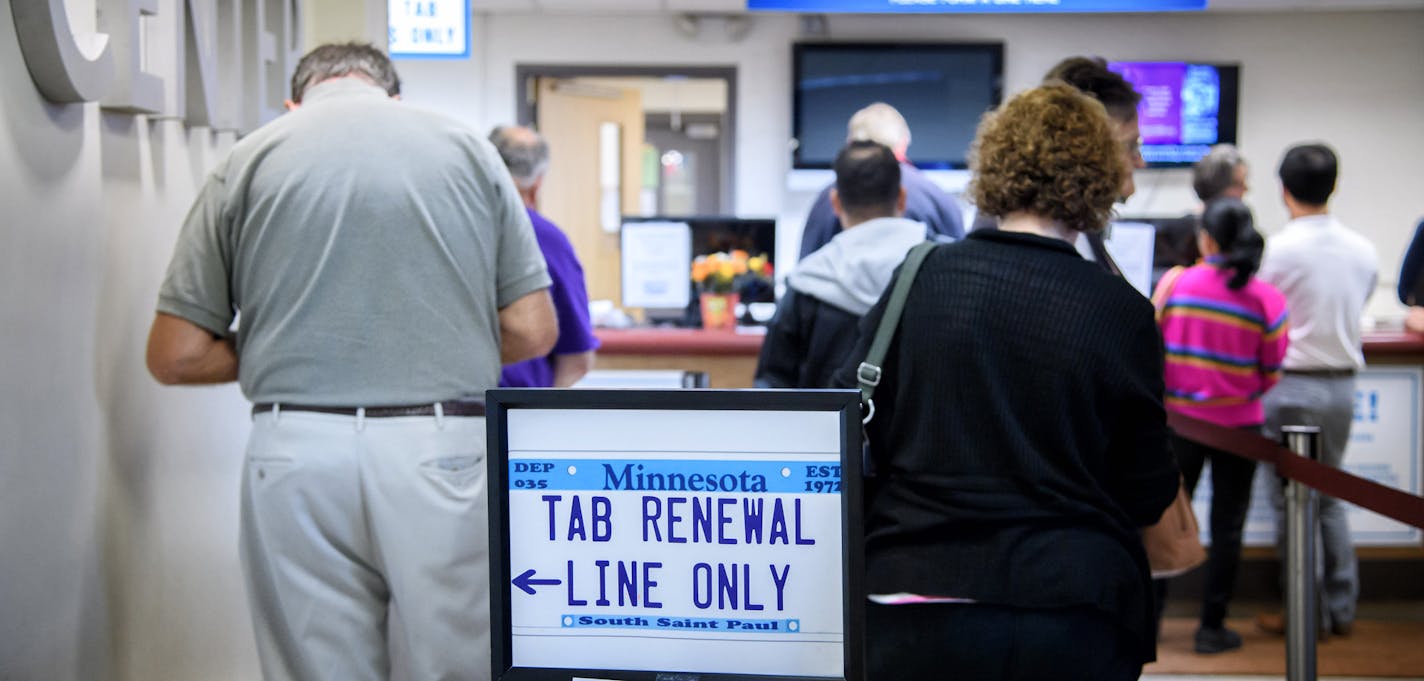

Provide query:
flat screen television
left=793, top=42, right=1004, bottom=170
left=621, top=216, right=778, bottom=326
left=1107, top=61, right=1241, bottom=167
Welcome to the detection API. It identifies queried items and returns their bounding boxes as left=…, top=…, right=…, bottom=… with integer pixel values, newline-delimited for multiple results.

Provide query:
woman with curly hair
left=846, top=83, right=1179, bottom=679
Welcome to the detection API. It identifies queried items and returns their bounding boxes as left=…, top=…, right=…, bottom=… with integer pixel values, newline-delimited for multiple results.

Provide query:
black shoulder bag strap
left=857, top=241, right=937, bottom=425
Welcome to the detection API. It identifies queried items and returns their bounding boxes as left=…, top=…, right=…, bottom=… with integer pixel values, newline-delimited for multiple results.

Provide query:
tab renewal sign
left=488, top=391, right=862, bottom=680
left=748, top=0, right=1205, bottom=12
left=389, top=0, right=470, bottom=59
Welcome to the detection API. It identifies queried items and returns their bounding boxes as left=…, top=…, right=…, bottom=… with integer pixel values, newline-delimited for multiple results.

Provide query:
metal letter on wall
left=174, top=0, right=220, bottom=127
left=11, top=0, right=116, bottom=102
left=99, top=0, right=165, bottom=113
left=213, top=0, right=244, bottom=131
left=242, top=0, right=302, bottom=131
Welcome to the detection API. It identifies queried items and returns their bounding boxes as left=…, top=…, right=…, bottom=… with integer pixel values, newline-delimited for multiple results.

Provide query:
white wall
left=400, top=8, right=1424, bottom=319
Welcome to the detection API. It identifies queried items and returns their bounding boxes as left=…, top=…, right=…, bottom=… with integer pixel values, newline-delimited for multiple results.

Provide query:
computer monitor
left=621, top=216, right=777, bottom=325
left=792, top=42, right=1004, bottom=170
left=1107, top=61, right=1241, bottom=167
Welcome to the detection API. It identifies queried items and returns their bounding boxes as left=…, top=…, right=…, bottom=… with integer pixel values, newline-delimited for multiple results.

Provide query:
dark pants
left=867, top=602, right=1142, bottom=680
left=1154, top=430, right=1258, bottom=630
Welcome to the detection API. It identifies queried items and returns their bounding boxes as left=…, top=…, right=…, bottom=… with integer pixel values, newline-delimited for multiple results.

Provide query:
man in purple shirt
left=490, top=126, right=600, bottom=387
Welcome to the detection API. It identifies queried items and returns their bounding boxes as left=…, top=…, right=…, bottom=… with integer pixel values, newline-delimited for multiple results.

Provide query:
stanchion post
left=1281, top=425, right=1321, bottom=681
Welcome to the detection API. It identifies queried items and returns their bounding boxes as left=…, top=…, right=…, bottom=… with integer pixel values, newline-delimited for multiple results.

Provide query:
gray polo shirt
left=157, top=79, right=551, bottom=405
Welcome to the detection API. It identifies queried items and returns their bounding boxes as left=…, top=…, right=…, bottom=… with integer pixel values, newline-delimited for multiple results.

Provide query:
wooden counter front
left=594, top=328, right=764, bottom=388
left=1364, top=329, right=1424, bottom=359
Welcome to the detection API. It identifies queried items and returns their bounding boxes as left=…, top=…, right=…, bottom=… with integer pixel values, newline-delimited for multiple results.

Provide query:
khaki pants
left=240, top=409, right=489, bottom=681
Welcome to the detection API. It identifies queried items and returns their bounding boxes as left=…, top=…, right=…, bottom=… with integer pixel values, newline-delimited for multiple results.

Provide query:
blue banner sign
left=561, top=614, right=801, bottom=633
left=749, top=0, right=1206, bottom=12
left=510, top=458, right=842, bottom=494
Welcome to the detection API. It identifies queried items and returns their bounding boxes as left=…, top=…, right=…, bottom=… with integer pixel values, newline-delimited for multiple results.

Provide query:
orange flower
left=692, top=250, right=773, bottom=294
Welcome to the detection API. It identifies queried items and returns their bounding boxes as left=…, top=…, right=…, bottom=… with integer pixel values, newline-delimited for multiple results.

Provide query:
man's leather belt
left=251, top=400, right=486, bottom=418
left=1284, top=368, right=1356, bottom=378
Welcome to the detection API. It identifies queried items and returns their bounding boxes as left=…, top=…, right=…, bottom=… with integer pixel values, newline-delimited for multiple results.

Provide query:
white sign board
left=389, top=0, right=470, bottom=59
left=620, top=221, right=693, bottom=310
left=489, top=391, right=861, bottom=681
left=1192, top=367, right=1422, bottom=546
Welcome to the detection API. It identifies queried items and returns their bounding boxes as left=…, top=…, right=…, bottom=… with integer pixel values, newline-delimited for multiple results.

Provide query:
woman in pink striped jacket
left=1152, top=198, right=1290, bottom=654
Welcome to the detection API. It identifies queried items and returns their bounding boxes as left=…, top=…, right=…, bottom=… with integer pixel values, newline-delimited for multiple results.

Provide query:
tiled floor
left=1144, top=601, right=1424, bottom=680
left=1145, top=677, right=1422, bottom=680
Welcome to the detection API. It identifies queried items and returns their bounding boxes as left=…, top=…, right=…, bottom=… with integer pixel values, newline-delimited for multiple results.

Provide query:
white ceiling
left=474, top=0, right=1424, bottom=13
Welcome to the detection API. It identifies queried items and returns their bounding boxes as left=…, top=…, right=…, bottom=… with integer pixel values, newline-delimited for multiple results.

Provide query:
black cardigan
left=843, top=229, right=1179, bottom=663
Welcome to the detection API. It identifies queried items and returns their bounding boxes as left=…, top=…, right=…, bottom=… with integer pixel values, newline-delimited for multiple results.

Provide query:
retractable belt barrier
left=1167, top=412, right=1424, bottom=531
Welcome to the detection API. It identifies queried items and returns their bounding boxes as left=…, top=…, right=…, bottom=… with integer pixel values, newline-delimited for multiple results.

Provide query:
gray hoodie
left=788, top=216, right=929, bottom=316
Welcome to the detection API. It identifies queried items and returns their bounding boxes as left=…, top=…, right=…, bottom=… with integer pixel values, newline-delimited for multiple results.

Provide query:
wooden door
left=535, top=78, right=644, bottom=305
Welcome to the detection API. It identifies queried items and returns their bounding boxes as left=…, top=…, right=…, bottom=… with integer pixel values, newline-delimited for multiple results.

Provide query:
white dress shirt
left=1258, top=214, right=1378, bottom=370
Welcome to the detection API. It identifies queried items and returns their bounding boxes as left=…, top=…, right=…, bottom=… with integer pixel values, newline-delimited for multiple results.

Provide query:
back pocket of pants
left=420, top=453, right=485, bottom=490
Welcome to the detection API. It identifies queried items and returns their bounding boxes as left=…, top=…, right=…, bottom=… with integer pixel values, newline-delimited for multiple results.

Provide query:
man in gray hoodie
left=755, top=141, right=926, bottom=388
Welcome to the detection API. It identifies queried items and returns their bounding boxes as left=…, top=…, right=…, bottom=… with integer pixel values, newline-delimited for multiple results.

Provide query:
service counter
left=592, top=327, right=1424, bottom=390
left=1355, top=330, right=1424, bottom=557
left=593, top=328, right=763, bottom=388
left=1363, top=329, right=1424, bottom=360
left=592, top=326, right=1424, bottom=572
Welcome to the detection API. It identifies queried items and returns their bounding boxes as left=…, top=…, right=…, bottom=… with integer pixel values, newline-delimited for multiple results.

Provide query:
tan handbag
left=1143, top=483, right=1206, bottom=578
left=1145, top=265, right=1207, bottom=578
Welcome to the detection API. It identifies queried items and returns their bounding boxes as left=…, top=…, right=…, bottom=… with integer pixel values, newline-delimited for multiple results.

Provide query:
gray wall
left=0, top=0, right=256, bottom=678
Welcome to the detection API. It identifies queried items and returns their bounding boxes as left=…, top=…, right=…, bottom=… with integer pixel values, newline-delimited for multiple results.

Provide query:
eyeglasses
left=1122, top=136, right=1144, bottom=160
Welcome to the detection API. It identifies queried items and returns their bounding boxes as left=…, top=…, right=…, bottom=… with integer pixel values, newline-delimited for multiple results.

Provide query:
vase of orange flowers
left=691, top=250, right=773, bottom=331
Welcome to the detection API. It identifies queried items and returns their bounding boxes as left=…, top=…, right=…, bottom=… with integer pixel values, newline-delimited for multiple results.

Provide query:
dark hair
left=1043, top=56, right=1142, bottom=122
left=1278, top=143, right=1338, bottom=206
left=1201, top=198, right=1264, bottom=290
left=969, top=84, right=1124, bottom=234
left=834, top=141, right=902, bottom=222
left=290, top=42, right=401, bottom=103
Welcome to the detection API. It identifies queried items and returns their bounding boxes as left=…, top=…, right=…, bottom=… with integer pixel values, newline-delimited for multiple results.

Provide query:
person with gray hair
left=1193, top=144, right=1250, bottom=203
left=1152, top=145, right=1252, bottom=285
left=287, top=41, right=401, bottom=103
left=490, top=125, right=550, bottom=188
left=797, top=102, right=964, bottom=259
left=147, top=42, right=557, bottom=680
left=847, top=102, right=912, bottom=151
left=489, top=125, right=600, bottom=388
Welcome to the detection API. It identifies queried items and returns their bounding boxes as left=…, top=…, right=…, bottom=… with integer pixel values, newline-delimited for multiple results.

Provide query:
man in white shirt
left=1256, top=143, right=1378, bottom=638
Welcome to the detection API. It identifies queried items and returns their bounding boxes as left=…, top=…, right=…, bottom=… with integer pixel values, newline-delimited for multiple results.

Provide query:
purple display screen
left=1108, top=61, right=1239, bottom=166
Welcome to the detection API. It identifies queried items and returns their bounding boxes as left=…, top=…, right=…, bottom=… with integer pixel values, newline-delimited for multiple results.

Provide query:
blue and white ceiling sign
left=748, top=0, right=1206, bottom=12
left=389, top=0, right=471, bottom=59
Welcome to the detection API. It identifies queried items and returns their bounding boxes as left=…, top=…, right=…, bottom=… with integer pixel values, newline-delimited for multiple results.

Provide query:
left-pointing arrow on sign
left=512, top=568, right=562, bottom=595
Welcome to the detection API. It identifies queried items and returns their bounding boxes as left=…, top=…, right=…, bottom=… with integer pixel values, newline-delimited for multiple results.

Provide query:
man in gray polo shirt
left=146, top=43, right=556, bottom=680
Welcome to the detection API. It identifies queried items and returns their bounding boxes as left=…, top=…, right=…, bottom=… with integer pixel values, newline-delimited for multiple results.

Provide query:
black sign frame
left=487, top=389, right=864, bottom=681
